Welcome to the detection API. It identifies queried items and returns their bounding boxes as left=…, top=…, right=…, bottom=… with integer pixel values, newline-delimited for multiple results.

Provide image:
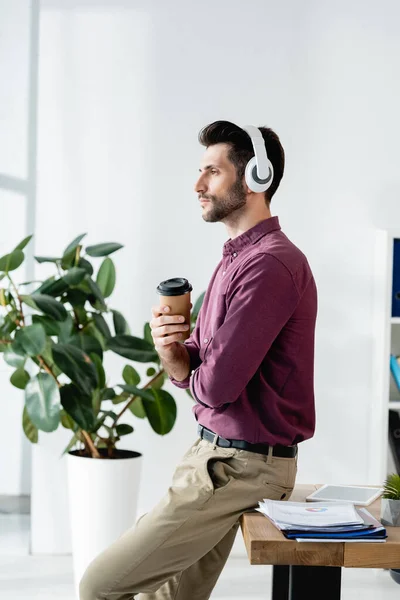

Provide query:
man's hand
left=150, top=303, right=192, bottom=360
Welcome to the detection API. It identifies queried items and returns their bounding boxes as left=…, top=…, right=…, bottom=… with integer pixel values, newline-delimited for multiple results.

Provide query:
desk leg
left=272, top=566, right=342, bottom=600
left=272, top=566, right=289, bottom=600
left=289, top=566, right=342, bottom=600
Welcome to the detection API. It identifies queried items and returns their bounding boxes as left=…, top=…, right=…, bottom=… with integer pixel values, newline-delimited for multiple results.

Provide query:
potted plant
left=380, top=473, right=400, bottom=527
left=0, top=233, right=204, bottom=593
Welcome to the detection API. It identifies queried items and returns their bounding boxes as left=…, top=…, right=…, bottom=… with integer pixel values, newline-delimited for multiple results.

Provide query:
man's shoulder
left=251, top=230, right=311, bottom=272
left=240, top=230, right=315, bottom=294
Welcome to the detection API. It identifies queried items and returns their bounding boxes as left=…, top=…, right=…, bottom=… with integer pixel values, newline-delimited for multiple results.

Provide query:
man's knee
left=79, top=566, right=108, bottom=600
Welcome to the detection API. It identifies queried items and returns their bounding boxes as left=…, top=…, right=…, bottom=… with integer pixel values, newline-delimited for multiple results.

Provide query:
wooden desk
left=240, top=484, right=400, bottom=600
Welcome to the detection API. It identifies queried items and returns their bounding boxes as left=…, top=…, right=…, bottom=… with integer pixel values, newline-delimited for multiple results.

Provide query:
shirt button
left=222, top=271, right=226, bottom=275
left=233, top=252, right=237, bottom=257
left=204, top=338, right=209, bottom=343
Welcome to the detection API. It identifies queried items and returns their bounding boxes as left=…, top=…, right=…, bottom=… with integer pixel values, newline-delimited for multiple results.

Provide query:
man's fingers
left=151, top=305, right=170, bottom=318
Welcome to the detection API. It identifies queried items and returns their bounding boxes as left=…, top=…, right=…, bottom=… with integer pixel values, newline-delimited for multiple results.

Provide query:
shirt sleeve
left=190, top=253, right=302, bottom=408
left=169, top=306, right=203, bottom=389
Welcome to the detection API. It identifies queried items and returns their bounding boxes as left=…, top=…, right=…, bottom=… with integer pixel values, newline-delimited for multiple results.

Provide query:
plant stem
left=37, top=355, right=60, bottom=385
left=113, top=369, right=165, bottom=426
left=81, top=430, right=101, bottom=458
left=7, top=274, right=25, bottom=326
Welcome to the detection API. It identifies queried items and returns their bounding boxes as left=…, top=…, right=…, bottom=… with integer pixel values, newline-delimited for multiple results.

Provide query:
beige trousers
left=79, top=435, right=297, bottom=600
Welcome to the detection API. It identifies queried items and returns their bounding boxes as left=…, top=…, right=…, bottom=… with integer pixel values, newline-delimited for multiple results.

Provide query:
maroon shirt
left=170, top=216, right=317, bottom=446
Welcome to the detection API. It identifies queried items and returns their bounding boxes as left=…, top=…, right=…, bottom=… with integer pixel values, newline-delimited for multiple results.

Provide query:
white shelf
left=371, top=230, right=400, bottom=482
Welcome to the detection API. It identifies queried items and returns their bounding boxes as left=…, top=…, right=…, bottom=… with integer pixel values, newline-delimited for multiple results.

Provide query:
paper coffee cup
left=156, top=277, right=193, bottom=341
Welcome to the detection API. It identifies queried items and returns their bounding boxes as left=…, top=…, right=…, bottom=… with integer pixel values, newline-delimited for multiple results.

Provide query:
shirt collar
left=222, top=216, right=281, bottom=256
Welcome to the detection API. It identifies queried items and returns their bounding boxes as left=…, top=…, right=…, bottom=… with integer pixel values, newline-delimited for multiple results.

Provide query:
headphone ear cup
left=245, top=156, right=274, bottom=193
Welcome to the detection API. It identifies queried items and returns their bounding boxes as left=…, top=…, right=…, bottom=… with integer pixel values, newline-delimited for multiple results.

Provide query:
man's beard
left=200, top=177, right=247, bottom=223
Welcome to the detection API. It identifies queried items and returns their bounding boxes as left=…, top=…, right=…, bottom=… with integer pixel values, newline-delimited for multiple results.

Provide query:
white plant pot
left=380, top=498, right=400, bottom=526
left=67, top=448, right=142, bottom=598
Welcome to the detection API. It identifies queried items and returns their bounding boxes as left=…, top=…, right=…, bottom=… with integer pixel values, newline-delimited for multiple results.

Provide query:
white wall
left=3, top=0, right=400, bottom=552
left=0, top=0, right=32, bottom=496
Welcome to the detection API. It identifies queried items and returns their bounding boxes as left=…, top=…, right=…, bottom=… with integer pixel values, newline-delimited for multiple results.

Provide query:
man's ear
left=242, top=176, right=252, bottom=196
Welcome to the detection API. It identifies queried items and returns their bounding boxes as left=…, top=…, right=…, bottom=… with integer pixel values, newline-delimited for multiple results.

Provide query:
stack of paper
left=257, top=500, right=387, bottom=542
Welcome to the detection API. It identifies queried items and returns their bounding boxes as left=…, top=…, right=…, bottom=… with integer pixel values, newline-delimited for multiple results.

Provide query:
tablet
left=305, top=485, right=383, bottom=506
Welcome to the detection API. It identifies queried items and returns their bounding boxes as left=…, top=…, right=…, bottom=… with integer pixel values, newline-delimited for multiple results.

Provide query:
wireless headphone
left=242, top=125, right=274, bottom=193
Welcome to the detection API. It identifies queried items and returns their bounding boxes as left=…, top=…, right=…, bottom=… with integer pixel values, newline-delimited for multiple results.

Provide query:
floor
left=1, top=511, right=400, bottom=599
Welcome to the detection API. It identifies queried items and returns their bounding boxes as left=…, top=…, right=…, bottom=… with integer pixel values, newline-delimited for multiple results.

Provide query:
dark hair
left=198, top=120, right=285, bottom=203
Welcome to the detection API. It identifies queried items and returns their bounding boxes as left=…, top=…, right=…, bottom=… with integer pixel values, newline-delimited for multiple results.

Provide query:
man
left=80, top=121, right=317, bottom=600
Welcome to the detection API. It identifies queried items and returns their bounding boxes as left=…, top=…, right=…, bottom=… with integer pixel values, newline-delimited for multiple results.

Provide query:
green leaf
left=0, top=311, right=19, bottom=337
left=15, top=323, right=46, bottom=356
left=63, top=267, right=87, bottom=286
left=34, top=256, right=60, bottom=264
left=143, top=322, right=154, bottom=346
left=38, top=339, right=62, bottom=377
left=64, top=288, right=88, bottom=308
left=192, top=292, right=205, bottom=320
left=92, top=388, right=101, bottom=415
left=20, top=294, right=39, bottom=310
left=96, top=258, right=116, bottom=298
left=86, top=243, right=123, bottom=257
left=147, top=367, right=156, bottom=376
left=57, top=314, right=74, bottom=344
left=115, top=424, right=133, bottom=436
left=77, top=257, right=94, bottom=276
left=14, top=235, right=33, bottom=251
left=111, top=309, right=130, bottom=335
left=3, top=345, right=26, bottom=368
left=52, top=343, right=98, bottom=396
left=101, top=387, right=116, bottom=401
left=10, top=368, right=30, bottom=390
left=101, top=410, right=118, bottom=420
left=129, top=397, right=146, bottom=419
left=86, top=277, right=107, bottom=311
left=25, top=372, right=61, bottom=432
left=150, top=371, right=165, bottom=390
left=70, top=333, right=103, bottom=360
left=123, top=364, right=141, bottom=386
left=31, top=294, right=68, bottom=321
left=111, top=392, right=129, bottom=405
left=60, top=383, right=95, bottom=431
left=143, top=388, right=177, bottom=435
left=0, top=250, right=24, bottom=273
left=84, top=321, right=106, bottom=351
left=60, top=409, right=75, bottom=429
left=34, top=277, right=68, bottom=296
left=61, top=247, right=79, bottom=270
left=63, top=234, right=87, bottom=258
left=90, top=352, right=106, bottom=389
left=22, top=405, right=38, bottom=443
left=118, top=384, right=155, bottom=402
left=108, top=335, right=158, bottom=363
left=32, top=314, right=59, bottom=336
left=92, top=313, right=111, bottom=340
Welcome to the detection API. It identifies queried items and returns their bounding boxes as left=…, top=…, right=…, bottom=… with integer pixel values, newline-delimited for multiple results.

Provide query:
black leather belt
left=197, top=425, right=297, bottom=458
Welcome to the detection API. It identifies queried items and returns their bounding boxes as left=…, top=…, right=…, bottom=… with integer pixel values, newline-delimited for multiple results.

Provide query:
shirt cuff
left=169, top=372, right=192, bottom=389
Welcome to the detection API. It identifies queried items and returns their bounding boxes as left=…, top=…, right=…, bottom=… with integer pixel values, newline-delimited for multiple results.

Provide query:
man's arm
left=160, top=342, right=191, bottom=382
left=168, top=308, right=203, bottom=389
left=190, top=253, right=305, bottom=408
